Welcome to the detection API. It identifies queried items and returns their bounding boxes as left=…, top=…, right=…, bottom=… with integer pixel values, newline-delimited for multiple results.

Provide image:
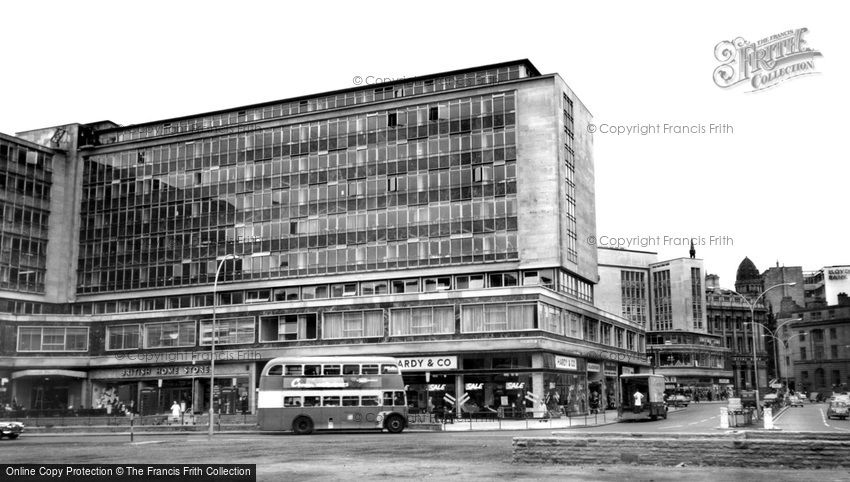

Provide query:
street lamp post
left=724, top=282, right=796, bottom=412
left=209, top=253, right=239, bottom=440
left=758, top=325, right=805, bottom=395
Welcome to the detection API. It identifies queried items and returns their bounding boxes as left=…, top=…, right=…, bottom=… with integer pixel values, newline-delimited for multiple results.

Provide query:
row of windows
left=0, top=141, right=52, bottom=173
left=282, top=392, right=406, bottom=408
left=23, top=301, right=639, bottom=353
left=652, top=270, right=672, bottom=331
left=71, top=268, right=585, bottom=315
left=620, top=270, right=648, bottom=327
left=93, top=116, right=518, bottom=172
left=562, top=93, right=577, bottom=264
left=98, top=66, right=526, bottom=144
left=270, top=363, right=399, bottom=376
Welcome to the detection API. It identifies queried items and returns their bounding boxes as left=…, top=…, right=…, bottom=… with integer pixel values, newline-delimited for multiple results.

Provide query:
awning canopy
left=11, top=369, right=87, bottom=380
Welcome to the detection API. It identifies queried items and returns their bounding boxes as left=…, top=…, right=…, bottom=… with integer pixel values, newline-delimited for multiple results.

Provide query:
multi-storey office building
left=704, top=273, right=768, bottom=392
left=597, top=248, right=728, bottom=399
left=775, top=294, right=850, bottom=393
left=0, top=60, right=647, bottom=418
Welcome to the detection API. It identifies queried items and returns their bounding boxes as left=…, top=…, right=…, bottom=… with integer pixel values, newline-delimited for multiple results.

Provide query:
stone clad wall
left=512, top=432, right=850, bottom=469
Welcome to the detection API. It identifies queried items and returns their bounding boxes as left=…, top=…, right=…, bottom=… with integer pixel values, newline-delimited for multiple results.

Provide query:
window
left=302, top=285, right=329, bottom=299
left=331, top=282, right=358, bottom=298
left=246, top=289, right=270, bottom=303
left=361, top=280, right=388, bottom=296
left=387, top=177, right=398, bottom=192
left=200, top=316, right=255, bottom=345
left=106, top=324, right=141, bottom=350
left=18, top=327, right=89, bottom=352
left=145, top=321, right=195, bottom=348
left=455, top=274, right=484, bottom=290
left=488, top=272, right=518, bottom=288
left=387, top=113, right=397, bottom=127
left=274, top=287, right=300, bottom=301
left=831, top=345, right=838, bottom=358
left=259, top=314, right=317, bottom=341
left=800, top=347, right=807, bottom=360
left=391, top=278, right=419, bottom=294
left=323, top=310, right=383, bottom=339
left=461, top=303, right=536, bottom=333
left=423, top=277, right=451, bottom=292
left=390, top=306, right=454, bottom=336
left=523, top=270, right=554, bottom=287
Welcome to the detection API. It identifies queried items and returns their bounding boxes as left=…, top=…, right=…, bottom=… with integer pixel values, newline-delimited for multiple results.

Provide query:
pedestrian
left=171, top=400, right=181, bottom=423
left=633, top=390, right=644, bottom=414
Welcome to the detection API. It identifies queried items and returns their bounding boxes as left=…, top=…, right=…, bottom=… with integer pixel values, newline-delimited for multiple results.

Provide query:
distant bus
left=618, top=373, right=667, bottom=421
left=257, top=356, right=408, bottom=434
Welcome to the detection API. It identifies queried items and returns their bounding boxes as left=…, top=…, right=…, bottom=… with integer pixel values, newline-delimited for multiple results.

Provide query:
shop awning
left=11, top=369, right=87, bottom=379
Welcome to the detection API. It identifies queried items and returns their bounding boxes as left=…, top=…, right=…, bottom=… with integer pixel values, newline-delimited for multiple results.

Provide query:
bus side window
left=268, top=364, right=283, bottom=376
left=383, top=392, right=394, bottom=406
left=361, top=396, right=380, bottom=406
left=342, top=396, right=359, bottom=407
left=323, top=364, right=341, bottom=375
left=323, top=396, right=340, bottom=407
left=381, top=364, right=399, bottom=374
left=303, top=396, right=320, bottom=407
left=343, top=364, right=360, bottom=375
left=305, top=365, right=321, bottom=376
left=284, top=396, right=301, bottom=407
left=361, top=364, right=379, bottom=375
left=394, top=391, right=406, bottom=406
left=285, top=365, right=303, bottom=376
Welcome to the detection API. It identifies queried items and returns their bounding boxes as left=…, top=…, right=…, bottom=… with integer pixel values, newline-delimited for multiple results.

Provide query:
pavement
left=14, top=407, right=656, bottom=436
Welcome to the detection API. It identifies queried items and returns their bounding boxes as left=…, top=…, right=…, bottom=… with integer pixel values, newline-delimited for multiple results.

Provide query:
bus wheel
left=650, top=415, right=658, bottom=421
left=662, top=410, right=668, bottom=420
left=385, top=414, right=405, bottom=434
left=292, top=416, right=314, bottom=435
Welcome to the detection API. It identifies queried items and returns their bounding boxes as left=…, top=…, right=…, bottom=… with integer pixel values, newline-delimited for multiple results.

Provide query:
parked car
left=666, top=394, right=690, bottom=407
left=0, top=421, right=23, bottom=440
left=788, top=395, right=805, bottom=407
left=826, top=400, right=849, bottom=420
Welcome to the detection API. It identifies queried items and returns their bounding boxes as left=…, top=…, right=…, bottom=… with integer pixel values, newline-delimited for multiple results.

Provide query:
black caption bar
left=1, top=464, right=255, bottom=482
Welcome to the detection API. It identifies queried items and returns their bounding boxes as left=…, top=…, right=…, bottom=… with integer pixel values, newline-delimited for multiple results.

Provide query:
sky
left=1, top=0, right=846, bottom=288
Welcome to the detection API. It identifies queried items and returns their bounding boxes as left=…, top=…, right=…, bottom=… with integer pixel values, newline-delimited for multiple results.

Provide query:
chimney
left=705, top=274, right=720, bottom=289
left=838, top=292, right=850, bottom=307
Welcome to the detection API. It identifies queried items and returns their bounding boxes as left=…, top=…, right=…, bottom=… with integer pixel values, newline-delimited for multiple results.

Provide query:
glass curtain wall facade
left=0, top=60, right=649, bottom=419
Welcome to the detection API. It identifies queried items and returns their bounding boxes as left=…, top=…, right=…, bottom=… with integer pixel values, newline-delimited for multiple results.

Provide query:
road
left=2, top=405, right=848, bottom=481
left=774, top=401, right=850, bottom=433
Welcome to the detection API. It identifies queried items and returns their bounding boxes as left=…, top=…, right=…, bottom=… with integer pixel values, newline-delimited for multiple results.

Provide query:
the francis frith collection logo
left=713, top=28, right=822, bottom=92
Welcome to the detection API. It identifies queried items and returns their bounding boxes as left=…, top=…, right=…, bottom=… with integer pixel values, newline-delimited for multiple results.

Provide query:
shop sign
left=90, top=364, right=248, bottom=380
left=719, top=378, right=730, bottom=384
left=427, top=384, right=446, bottom=391
left=396, top=356, right=457, bottom=371
left=603, top=368, right=618, bottom=377
left=506, top=382, right=525, bottom=390
left=465, top=383, right=483, bottom=391
left=664, top=375, right=676, bottom=383
left=554, top=356, right=578, bottom=371
left=621, top=367, right=634, bottom=375
left=587, top=363, right=601, bottom=372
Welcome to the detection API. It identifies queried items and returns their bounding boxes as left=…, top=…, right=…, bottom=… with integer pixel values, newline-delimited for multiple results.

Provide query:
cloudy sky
left=2, top=0, right=846, bottom=287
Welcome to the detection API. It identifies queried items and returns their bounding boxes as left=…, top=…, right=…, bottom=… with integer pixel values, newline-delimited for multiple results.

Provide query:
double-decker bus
left=257, top=356, right=408, bottom=434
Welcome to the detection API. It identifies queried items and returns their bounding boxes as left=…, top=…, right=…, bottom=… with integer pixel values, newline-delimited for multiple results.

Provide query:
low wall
left=512, top=432, right=850, bottom=469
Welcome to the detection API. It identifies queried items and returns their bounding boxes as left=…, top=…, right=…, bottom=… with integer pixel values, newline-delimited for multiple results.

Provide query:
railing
left=0, top=410, right=256, bottom=427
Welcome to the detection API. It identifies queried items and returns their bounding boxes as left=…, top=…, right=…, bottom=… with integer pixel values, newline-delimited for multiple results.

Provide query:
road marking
left=819, top=407, right=830, bottom=427
left=661, top=425, right=683, bottom=429
left=128, top=441, right=165, bottom=445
